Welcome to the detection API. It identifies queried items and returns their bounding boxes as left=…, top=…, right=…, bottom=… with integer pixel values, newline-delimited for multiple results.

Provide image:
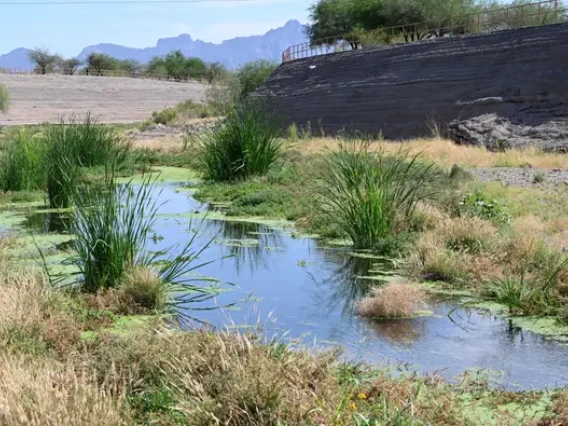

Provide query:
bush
left=0, top=131, right=45, bottom=192
left=461, top=190, right=511, bottom=223
left=318, top=141, right=439, bottom=249
left=198, top=102, right=282, bottom=182
left=121, top=267, right=167, bottom=312
left=237, top=60, right=277, bottom=98
left=0, top=83, right=9, bottom=113
left=151, top=108, right=177, bottom=125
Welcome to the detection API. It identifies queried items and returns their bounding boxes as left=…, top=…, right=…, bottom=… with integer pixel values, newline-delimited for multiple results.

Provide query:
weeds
left=198, top=102, right=282, bottom=181
left=357, top=282, right=427, bottom=318
left=0, top=83, right=8, bottom=113
left=0, top=131, right=45, bottom=192
left=318, top=141, right=439, bottom=249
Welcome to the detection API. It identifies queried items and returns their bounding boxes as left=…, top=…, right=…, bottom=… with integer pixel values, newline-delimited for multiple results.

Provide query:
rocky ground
left=468, top=167, right=568, bottom=187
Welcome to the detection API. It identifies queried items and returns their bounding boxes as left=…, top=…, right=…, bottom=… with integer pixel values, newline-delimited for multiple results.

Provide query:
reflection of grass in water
left=205, top=219, right=284, bottom=274
left=365, top=317, right=427, bottom=345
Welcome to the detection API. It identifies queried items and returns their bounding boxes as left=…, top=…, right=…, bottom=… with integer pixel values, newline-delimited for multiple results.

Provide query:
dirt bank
left=0, top=74, right=207, bottom=125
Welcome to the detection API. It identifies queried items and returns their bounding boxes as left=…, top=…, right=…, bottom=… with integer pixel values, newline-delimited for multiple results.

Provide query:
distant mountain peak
left=0, top=20, right=307, bottom=71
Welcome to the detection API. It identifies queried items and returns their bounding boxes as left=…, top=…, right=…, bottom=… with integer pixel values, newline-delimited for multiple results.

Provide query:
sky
left=0, top=0, right=313, bottom=56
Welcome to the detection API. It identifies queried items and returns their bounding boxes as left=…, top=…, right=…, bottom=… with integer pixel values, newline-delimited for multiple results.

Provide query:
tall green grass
left=198, top=102, right=282, bottom=181
left=51, top=114, right=131, bottom=168
left=66, top=170, right=222, bottom=314
left=0, top=130, right=45, bottom=192
left=319, top=141, right=439, bottom=250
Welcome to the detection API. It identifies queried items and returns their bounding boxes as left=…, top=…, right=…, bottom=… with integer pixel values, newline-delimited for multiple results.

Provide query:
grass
left=357, top=282, right=427, bottom=318
left=0, top=130, right=45, bottom=192
left=149, top=100, right=213, bottom=126
left=198, top=102, right=282, bottom=182
left=318, top=141, right=441, bottom=249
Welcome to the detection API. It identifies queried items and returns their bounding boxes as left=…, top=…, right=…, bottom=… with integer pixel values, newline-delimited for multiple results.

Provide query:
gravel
left=468, top=167, right=568, bottom=187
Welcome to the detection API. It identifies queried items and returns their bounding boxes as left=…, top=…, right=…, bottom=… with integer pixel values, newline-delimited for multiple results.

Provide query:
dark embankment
left=255, top=23, right=568, bottom=150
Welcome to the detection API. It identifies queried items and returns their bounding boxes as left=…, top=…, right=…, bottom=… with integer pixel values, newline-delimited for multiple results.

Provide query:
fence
left=0, top=67, right=199, bottom=83
left=282, top=0, right=566, bottom=62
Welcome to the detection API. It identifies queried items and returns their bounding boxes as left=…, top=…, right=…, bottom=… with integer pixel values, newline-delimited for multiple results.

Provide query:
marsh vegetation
left=1, top=105, right=568, bottom=424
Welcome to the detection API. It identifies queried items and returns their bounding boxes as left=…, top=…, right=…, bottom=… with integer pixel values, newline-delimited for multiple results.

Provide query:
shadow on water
left=17, top=182, right=568, bottom=390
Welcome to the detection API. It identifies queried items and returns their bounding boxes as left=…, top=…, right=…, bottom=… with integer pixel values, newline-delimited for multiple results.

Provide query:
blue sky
left=0, top=0, right=312, bottom=56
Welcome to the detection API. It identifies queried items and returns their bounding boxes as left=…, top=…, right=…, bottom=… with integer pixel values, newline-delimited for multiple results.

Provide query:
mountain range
left=0, top=20, right=307, bottom=71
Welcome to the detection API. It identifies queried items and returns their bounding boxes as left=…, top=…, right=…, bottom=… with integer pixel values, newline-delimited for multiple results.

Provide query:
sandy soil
left=0, top=74, right=207, bottom=125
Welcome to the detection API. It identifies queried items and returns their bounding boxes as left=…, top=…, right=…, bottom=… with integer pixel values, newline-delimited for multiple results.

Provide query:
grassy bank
left=0, top=252, right=566, bottom=425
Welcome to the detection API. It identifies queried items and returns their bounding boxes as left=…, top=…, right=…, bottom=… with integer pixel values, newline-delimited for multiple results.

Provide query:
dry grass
left=0, top=269, right=78, bottom=355
left=0, top=355, right=126, bottom=426
left=131, top=135, right=184, bottom=153
left=296, top=137, right=568, bottom=170
left=120, top=266, right=166, bottom=312
left=357, top=282, right=427, bottom=318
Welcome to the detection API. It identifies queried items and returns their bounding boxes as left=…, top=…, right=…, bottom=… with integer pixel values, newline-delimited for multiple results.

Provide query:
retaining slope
left=254, top=23, right=568, bottom=142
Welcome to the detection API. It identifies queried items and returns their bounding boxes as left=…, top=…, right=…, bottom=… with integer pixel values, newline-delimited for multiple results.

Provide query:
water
left=23, top=183, right=568, bottom=390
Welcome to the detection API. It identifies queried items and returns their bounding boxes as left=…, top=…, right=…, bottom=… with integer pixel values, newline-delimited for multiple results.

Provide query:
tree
left=0, top=83, right=9, bottom=113
left=146, top=57, right=168, bottom=78
left=86, top=53, right=119, bottom=75
left=237, top=60, right=277, bottom=98
left=204, top=62, right=229, bottom=84
left=28, top=48, right=60, bottom=75
left=117, top=59, right=142, bottom=75
left=59, top=57, right=82, bottom=75
left=307, top=0, right=482, bottom=46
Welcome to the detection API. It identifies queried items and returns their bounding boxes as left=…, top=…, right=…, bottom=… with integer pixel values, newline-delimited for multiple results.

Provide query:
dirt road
left=0, top=74, right=207, bottom=125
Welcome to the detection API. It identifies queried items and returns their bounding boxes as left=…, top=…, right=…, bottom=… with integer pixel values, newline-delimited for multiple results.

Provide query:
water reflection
left=365, top=317, right=427, bottom=345
left=24, top=211, right=71, bottom=234
left=204, top=219, right=284, bottom=274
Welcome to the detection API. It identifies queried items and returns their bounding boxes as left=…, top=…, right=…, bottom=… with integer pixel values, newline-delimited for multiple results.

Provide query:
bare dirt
left=0, top=74, right=207, bottom=125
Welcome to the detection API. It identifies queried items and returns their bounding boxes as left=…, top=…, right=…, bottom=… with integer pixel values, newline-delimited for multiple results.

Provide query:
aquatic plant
left=52, top=114, right=131, bottom=168
left=0, top=131, right=45, bottom=192
left=43, top=124, right=82, bottom=209
left=357, top=282, right=426, bottom=318
left=65, top=170, right=221, bottom=315
left=198, top=101, right=282, bottom=181
left=318, top=141, right=439, bottom=250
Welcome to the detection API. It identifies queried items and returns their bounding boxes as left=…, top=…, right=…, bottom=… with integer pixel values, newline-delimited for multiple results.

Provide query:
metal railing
left=282, top=0, right=565, bottom=62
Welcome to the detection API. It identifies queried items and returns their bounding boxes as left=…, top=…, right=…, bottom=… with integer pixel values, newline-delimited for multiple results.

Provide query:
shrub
left=0, top=83, right=9, bottom=113
left=198, top=102, right=282, bottom=182
left=318, top=141, right=439, bottom=249
left=151, top=108, right=177, bottom=125
left=461, top=190, right=511, bottom=223
left=0, top=131, right=45, bottom=192
left=357, top=282, right=426, bottom=318
left=237, top=60, right=277, bottom=98
left=533, top=171, right=546, bottom=184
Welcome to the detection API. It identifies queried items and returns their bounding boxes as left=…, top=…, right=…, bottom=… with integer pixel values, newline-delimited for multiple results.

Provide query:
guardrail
left=282, top=0, right=565, bottom=62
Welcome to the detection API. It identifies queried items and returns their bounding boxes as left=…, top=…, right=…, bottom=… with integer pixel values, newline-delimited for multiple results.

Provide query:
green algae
left=218, top=238, right=259, bottom=247
left=161, top=210, right=295, bottom=230
left=80, top=315, right=151, bottom=340
left=118, top=166, right=199, bottom=184
left=460, top=390, right=555, bottom=426
left=510, top=317, right=568, bottom=342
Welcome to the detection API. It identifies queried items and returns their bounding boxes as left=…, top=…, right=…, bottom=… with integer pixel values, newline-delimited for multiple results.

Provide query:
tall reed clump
left=43, top=124, right=82, bottom=209
left=319, top=141, right=439, bottom=250
left=66, top=170, right=221, bottom=314
left=0, top=131, right=45, bottom=192
left=52, top=114, right=131, bottom=168
left=198, top=101, right=282, bottom=181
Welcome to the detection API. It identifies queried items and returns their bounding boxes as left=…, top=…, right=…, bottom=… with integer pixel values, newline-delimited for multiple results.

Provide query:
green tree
left=0, top=83, right=9, bottom=113
left=308, top=0, right=482, bottom=46
left=117, top=59, right=142, bottom=74
left=86, top=53, right=119, bottom=75
left=28, top=48, right=60, bottom=74
left=237, top=60, right=277, bottom=98
left=146, top=57, right=168, bottom=77
left=58, top=57, right=82, bottom=75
